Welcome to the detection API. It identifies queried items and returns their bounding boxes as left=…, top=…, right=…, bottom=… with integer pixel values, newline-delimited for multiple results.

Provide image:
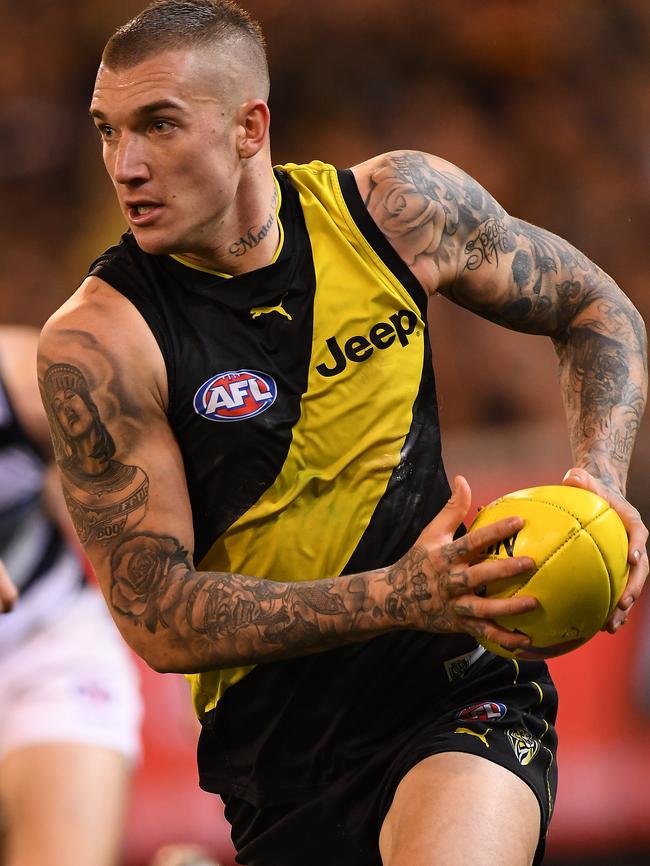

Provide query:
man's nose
left=112, top=134, right=150, bottom=185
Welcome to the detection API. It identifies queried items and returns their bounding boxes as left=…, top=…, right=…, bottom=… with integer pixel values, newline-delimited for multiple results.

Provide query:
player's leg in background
left=379, top=752, right=540, bottom=866
left=0, top=742, right=131, bottom=866
left=0, top=587, right=141, bottom=866
left=148, top=843, right=222, bottom=866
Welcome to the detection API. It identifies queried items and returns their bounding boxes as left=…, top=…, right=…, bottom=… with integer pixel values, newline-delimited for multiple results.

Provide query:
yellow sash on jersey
left=188, top=161, right=426, bottom=717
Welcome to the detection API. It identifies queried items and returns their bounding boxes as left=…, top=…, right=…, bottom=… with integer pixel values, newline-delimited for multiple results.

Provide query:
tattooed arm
left=354, top=150, right=648, bottom=631
left=37, top=279, right=537, bottom=672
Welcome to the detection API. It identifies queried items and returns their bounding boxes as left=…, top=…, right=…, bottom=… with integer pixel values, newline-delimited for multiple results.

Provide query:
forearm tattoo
left=106, top=527, right=482, bottom=666
left=365, top=150, right=648, bottom=493
left=109, top=531, right=383, bottom=663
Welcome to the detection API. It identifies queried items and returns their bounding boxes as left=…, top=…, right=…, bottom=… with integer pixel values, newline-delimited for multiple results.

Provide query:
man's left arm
left=354, top=150, right=648, bottom=632
left=454, top=213, right=648, bottom=631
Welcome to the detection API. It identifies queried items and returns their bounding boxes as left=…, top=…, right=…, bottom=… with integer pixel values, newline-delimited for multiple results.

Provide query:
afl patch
left=194, top=370, right=277, bottom=422
left=458, top=701, right=507, bottom=723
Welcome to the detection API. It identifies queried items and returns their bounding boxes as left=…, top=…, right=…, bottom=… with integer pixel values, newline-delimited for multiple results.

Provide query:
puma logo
left=454, top=727, right=492, bottom=748
left=250, top=293, right=292, bottom=321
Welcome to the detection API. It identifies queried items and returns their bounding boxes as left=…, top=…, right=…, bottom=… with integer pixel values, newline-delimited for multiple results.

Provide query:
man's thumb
left=415, top=475, right=471, bottom=546
left=438, top=475, right=471, bottom=527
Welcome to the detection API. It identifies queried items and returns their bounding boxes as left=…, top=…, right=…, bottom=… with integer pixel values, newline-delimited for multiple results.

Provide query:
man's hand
left=388, top=476, right=537, bottom=651
left=0, top=560, right=18, bottom=613
left=563, top=467, right=649, bottom=632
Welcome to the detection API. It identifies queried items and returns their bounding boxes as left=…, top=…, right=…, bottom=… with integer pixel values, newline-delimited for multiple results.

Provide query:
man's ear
left=236, top=99, right=270, bottom=158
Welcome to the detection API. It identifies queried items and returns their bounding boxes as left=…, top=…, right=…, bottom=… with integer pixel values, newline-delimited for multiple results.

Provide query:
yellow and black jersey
left=90, top=161, right=482, bottom=801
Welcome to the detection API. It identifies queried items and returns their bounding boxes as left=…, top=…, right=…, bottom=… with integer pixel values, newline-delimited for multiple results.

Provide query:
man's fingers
left=620, top=552, right=648, bottom=608
left=622, top=520, right=649, bottom=602
left=606, top=554, right=648, bottom=632
left=456, top=590, right=537, bottom=621
left=563, top=466, right=649, bottom=634
left=447, top=556, right=535, bottom=593
left=441, top=515, right=524, bottom=565
left=462, top=617, right=533, bottom=652
left=467, top=595, right=539, bottom=620
left=472, top=555, right=535, bottom=588
left=562, top=467, right=600, bottom=495
left=564, top=466, right=648, bottom=573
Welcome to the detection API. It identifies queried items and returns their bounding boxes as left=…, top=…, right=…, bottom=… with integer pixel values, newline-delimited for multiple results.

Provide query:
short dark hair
left=103, top=0, right=268, bottom=92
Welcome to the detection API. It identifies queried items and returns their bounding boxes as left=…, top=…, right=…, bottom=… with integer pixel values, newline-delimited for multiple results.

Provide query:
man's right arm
left=38, top=279, right=537, bottom=673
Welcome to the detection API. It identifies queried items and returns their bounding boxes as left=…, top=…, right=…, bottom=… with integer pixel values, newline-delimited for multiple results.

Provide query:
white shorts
left=0, top=587, right=142, bottom=761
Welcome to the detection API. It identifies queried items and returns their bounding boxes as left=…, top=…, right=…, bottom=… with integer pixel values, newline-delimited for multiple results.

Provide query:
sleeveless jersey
left=89, top=162, right=482, bottom=797
left=0, top=375, right=86, bottom=652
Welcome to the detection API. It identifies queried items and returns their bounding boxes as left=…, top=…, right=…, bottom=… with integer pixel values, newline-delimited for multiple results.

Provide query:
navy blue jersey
left=0, top=375, right=85, bottom=650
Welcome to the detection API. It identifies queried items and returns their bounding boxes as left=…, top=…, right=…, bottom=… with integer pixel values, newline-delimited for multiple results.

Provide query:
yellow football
left=469, top=485, right=629, bottom=659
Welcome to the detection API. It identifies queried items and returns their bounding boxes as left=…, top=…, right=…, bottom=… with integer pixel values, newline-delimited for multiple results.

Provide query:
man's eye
left=98, top=125, right=114, bottom=140
left=150, top=119, right=174, bottom=134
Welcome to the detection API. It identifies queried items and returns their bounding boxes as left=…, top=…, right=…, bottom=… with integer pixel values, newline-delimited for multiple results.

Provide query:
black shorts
left=217, top=649, right=558, bottom=866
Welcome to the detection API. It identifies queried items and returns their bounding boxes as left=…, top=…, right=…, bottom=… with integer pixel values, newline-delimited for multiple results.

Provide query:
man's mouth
left=126, top=202, right=163, bottom=224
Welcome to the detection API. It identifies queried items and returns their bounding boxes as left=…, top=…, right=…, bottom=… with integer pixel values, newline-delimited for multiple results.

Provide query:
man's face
left=90, top=48, right=241, bottom=258
left=53, top=388, right=93, bottom=439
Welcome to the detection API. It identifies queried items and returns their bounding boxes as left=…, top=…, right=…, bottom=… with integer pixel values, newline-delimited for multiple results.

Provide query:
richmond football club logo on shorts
left=507, top=728, right=540, bottom=766
left=194, top=370, right=277, bottom=422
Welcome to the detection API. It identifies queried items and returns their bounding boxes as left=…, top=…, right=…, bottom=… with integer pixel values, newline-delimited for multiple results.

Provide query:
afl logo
left=458, top=702, right=507, bottom=723
left=194, top=370, right=277, bottom=422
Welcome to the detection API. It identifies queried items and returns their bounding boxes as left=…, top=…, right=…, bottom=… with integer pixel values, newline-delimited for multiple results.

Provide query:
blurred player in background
left=0, top=326, right=141, bottom=866
left=149, top=843, right=221, bottom=866
left=0, top=562, right=17, bottom=615
left=37, top=1, right=648, bottom=865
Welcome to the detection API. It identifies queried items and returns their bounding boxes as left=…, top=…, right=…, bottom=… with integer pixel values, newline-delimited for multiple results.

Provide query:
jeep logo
left=316, top=310, right=419, bottom=377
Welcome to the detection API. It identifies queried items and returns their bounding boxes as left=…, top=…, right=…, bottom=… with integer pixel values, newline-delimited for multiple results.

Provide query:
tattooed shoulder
left=40, top=358, right=149, bottom=546
left=361, top=151, right=505, bottom=279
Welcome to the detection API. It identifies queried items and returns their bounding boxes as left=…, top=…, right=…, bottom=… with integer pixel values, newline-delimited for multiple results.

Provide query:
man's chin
left=130, top=229, right=177, bottom=256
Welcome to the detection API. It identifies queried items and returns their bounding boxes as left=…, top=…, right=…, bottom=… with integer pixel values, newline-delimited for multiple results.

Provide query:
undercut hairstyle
left=103, top=0, right=269, bottom=96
